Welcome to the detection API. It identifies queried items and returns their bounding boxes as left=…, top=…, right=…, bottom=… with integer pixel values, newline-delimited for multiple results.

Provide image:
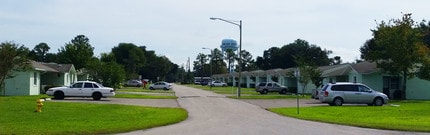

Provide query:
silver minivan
left=318, top=82, right=389, bottom=106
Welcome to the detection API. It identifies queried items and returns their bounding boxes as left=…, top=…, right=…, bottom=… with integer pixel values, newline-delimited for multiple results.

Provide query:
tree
left=295, top=57, right=321, bottom=95
left=330, top=56, right=342, bottom=65
left=0, top=42, right=31, bottom=95
left=256, top=39, right=332, bottom=70
left=211, top=48, right=227, bottom=74
left=28, top=43, right=50, bottom=62
left=111, top=43, right=146, bottom=79
left=193, top=53, right=208, bottom=78
left=86, top=54, right=126, bottom=89
left=224, top=49, right=236, bottom=73
left=360, top=13, right=429, bottom=99
left=139, top=46, right=174, bottom=82
left=57, top=35, right=94, bottom=70
left=237, top=50, right=257, bottom=72
left=256, top=47, right=279, bottom=70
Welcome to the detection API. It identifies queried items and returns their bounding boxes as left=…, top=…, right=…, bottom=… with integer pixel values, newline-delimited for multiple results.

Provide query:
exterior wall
left=41, top=72, right=64, bottom=86
left=4, top=71, right=40, bottom=96
left=361, top=73, right=384, bottom=92
left=406, top=78, right=430, bottom=100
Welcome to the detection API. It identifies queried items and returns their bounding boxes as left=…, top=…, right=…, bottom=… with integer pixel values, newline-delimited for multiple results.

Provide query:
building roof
left=31, top=61, right=75, bottom=73
left=352, top=61, right=379, bottom=74
left=211, top=61, right=381, bottom=78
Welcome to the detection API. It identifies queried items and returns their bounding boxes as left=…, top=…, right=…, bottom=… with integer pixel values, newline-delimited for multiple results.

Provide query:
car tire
left=333, top=97, right=343, bottom=106
left=92, top=92, right=102, bottom=100
left=54, top=91, right=64, bottom=100
left=149, top=87, right=154, bottom=90
left=163, top=87, right=169, bottom=91
left=279, top=89, right=287, bottom=95
left=260, top=89, right=268, bottom=94
left=373, top=97, right=384, bottom=106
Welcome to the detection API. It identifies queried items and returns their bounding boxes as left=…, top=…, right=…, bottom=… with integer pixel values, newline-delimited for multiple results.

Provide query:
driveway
left=119, top=84, right=426, bottom=135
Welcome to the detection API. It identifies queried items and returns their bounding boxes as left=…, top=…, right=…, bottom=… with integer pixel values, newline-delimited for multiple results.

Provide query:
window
left=332, top=85, right=359, bottom=92
left=71, top=83, right=83, bottom=88
left=358, top=85, right=370, bottom=92
left=267, top=83, right=272, bottom=87
left=258, top=83, right=266, bottom=86
left=84, top=83, right=94, bottom=88
left=33, top=72, right=37, bottom=85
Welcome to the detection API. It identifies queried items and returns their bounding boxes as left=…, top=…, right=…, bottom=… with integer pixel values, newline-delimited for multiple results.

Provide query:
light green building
left=212, top=61, right=430, bottom=100
left=2, top=61, right=77, bottom=96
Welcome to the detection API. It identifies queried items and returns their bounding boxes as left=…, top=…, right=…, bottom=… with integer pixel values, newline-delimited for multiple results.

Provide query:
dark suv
left=256, top=82, right=288, bottom=94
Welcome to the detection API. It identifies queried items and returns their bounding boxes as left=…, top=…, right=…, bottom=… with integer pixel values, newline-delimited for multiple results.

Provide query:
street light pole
left=202, top=47, right=213, bottom=90
left=210, top=17, right=242, bottom=98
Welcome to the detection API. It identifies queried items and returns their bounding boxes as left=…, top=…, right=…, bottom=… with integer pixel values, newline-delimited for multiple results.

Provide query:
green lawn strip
left=269, top=101, right=430, bottom=132
left=114, top=93, right=177, bottom=99
left=0, top=96, right=187, bottom=135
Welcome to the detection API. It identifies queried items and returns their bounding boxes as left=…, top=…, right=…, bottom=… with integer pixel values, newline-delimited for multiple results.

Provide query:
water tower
left=220, top=39, right=238, bottom=54
left=220, top=39, right=238, bottom=73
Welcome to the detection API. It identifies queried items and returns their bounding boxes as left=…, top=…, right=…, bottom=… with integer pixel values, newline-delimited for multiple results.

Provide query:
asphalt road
left=119, top=84, right=427, bottom=135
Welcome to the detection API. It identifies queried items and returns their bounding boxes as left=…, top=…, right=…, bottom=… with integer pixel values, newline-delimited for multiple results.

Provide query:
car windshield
left=96, top=83, right=104, bottom=87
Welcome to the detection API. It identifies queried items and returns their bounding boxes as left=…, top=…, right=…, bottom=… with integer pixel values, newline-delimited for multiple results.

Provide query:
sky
left=1, top=0, right=429, bottom=70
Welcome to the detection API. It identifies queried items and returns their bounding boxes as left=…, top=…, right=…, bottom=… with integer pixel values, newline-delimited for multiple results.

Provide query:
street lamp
left=202, top=47, right=213, bottom=90
left=210, top=17, right=242, bottom=98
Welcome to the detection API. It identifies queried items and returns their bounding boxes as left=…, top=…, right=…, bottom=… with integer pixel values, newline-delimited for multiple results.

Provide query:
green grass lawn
left=0, top=95, right=187, bottom=135
left=269, top=100, right=430, bottom=132
left=184, top=84, right=311, bottom=99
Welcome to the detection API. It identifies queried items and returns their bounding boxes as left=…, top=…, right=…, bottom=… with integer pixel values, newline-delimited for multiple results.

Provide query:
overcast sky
left=1, top=0, right=429, bottom=69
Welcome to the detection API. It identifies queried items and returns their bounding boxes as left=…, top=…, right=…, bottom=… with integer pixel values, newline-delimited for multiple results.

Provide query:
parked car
left=149, top=82, right=172, bottom=90
left=46, top=81, right=115, bottom=100
left=318, top=82, right=389, bottom=106
left=124, top=80, right=143, bottom=87
left=209, top=81, right=227, bottom=87
left=255, top=82, right=289, bottom=94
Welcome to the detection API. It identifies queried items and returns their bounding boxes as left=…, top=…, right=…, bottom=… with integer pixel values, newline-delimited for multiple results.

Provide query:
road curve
left=119, top=84, right=427, bottom=135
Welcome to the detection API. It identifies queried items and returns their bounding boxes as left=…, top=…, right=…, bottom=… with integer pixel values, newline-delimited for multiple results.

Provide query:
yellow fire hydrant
left=35, top=99, right=43, bottom=112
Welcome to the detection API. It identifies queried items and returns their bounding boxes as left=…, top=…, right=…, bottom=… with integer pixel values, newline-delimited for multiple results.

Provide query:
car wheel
left=92, top=92, right=102, bottom=100
left=54, top=91, right=64, bottom=100
left=149, top=87, right=154, bottom=90
left=333, top=97, right=343, bottom=106
left=279, top=89, right=287, bottom=95
left=260, top=89, right=268, bottom=94
left=373, top=97, right=384, bottom=106
left=163, top=87, right=169, bottom=91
